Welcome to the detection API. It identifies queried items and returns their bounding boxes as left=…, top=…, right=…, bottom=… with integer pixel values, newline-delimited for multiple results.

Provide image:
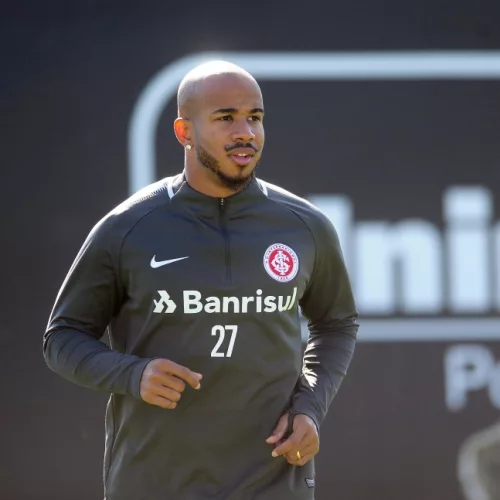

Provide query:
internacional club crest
left=263, top=243, right=299, bottom=282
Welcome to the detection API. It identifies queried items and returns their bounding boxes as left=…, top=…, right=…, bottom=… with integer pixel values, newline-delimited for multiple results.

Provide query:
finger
left=266, top=414, right=289, bottom=444
left=285, top=442, right=317, bottom=463
left=148, top=372, right=186, bottom=395
left=148, top=395, right=177, bottom=410
left=153, top=384, right=183, bottom=403
left=156, top=359, right=203, bottom=390
left=159, top=374, right=186, bottom=394
left=286, top=451, right=314, bottom=467
left=272, top=427, right=306, bottom=458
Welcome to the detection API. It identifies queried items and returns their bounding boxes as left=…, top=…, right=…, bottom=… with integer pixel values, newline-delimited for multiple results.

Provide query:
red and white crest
left=263, top=243, right=299, bottom=282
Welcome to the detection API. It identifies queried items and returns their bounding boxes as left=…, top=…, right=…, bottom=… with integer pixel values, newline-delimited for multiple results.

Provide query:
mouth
left=227, top=148, right=256, bottom=166
left=229, top=153, right=254, bottom=166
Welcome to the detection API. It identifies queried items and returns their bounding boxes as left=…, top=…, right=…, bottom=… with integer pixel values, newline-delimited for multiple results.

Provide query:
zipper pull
left=220, top=198, right=225, bottom=209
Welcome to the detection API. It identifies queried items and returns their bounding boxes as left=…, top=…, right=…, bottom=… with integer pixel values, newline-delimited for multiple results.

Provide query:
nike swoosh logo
left=150, top=256, right=189, bottom=268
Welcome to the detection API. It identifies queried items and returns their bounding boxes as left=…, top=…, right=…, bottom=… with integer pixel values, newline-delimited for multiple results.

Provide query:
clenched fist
left=140, top=358, right=203, bottom=409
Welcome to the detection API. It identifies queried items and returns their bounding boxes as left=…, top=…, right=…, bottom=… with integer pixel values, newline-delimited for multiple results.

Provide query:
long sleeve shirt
left=43, top=173, right=358, bottom=500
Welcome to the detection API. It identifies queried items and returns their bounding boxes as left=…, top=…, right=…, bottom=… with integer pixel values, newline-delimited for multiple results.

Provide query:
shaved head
left=173, top=60, right=265, bottom=197
left=177, top=60, right=260, bottom=117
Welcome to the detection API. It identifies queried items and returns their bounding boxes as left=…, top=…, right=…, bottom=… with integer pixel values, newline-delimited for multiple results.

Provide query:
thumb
left=266, top=414, right=289, bottom=444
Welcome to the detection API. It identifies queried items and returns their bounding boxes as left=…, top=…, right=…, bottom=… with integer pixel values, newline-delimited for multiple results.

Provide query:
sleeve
left=291, top=210, right=359, bottom=431
left=42, top=217, right=151, bottom=398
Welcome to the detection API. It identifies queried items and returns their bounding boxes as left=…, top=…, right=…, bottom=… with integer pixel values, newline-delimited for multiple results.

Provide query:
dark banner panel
left=2, top=3, right=500, bottom=499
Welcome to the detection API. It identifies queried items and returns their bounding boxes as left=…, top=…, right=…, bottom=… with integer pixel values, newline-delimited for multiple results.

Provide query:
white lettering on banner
left=444, top=345, right=500, bottom=411
left=153, top=288, right=298, bottom=315
left=309, top=186, right=499, bottom=315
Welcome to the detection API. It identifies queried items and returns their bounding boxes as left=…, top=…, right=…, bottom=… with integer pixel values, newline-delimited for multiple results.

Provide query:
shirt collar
left=168, top=171, right=269, bottom=211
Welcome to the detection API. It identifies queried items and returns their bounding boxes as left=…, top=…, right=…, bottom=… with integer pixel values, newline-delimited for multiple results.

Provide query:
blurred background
left=2, top=1, right=500, bottom=499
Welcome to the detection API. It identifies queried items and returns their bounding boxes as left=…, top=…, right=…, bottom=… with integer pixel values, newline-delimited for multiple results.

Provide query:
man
left=43, top=60, right=358, bottom=500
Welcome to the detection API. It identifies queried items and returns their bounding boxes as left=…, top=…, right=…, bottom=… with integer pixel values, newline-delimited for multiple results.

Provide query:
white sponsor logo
left=263, top=243, right=299, bottom=283
left=150, top=256, right=189, bottom=268
left=153, top=291, right=177, bottom=313
left=153, top=288, right=297, bottom=314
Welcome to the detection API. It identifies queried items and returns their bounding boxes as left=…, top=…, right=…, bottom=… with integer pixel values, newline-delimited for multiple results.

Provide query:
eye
left=218, top=115, right=233, bottom=121
left=249, top=115, right=262, bottom=122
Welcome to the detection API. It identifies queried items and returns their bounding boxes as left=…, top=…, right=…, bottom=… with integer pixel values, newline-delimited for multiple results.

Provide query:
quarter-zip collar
left=168, top=172, right=268, bottom=215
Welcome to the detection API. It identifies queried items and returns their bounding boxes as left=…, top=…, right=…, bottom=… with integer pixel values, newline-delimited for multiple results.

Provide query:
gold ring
left=296, top=451, right=302, bottom=460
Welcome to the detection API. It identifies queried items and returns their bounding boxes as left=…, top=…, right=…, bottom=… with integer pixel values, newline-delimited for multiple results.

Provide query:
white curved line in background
left=129, top=50, right=500, bottom=195
left=128, top=51, right=500, bottom=342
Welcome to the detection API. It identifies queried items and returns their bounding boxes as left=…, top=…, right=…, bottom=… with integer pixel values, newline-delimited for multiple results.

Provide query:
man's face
left=190, top=74, right=265, bottom=191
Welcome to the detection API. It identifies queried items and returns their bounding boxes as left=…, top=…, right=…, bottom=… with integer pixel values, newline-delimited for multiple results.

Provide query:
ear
left=173, top=117, right=191, bottom=147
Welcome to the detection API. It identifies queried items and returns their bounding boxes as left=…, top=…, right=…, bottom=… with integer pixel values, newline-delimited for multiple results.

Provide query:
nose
left=231, top=119, right=256, bottom=143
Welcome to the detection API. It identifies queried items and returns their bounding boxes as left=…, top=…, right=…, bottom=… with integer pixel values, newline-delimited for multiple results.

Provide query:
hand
left=140, top=358, right=203, bottom=409
left=266, top=412, right=319, bottom=466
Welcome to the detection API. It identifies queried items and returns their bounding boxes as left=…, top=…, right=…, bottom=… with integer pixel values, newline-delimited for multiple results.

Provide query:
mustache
left=225, top=142, right=259, bottom=153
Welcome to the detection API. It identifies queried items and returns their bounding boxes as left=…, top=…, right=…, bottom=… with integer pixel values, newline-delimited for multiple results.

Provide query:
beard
left=196, top=144, right=257, bottom=192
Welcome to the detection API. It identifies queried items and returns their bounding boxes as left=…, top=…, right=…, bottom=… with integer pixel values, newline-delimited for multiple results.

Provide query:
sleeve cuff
left=289, top=404, right=321, bottom=433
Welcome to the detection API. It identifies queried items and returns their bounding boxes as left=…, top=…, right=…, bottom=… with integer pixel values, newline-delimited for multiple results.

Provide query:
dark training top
left=43, top=173, right=358, bottom=500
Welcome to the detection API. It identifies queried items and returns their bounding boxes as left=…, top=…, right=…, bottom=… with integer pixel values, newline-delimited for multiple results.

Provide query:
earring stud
left=185, top=144, right=192, bottom=150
